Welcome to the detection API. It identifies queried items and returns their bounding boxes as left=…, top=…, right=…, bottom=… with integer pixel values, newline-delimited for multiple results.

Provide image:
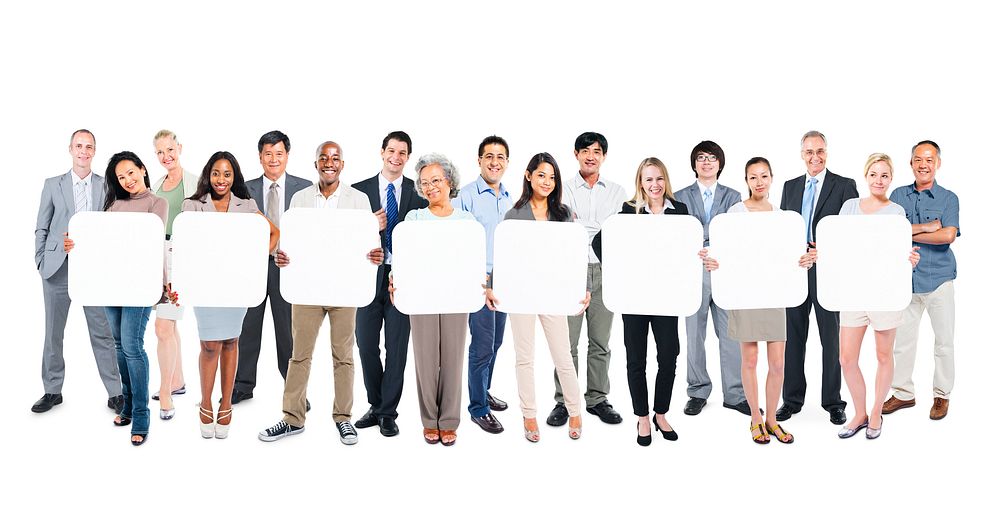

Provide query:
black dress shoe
left=31, top=393, right=63, bottom=413
left=546, top=403, right=569, bottom=426
left=471, top=413, right=504, bottom=434
left=775, top=404, right=801, bottom=421
left=683, top=397, right=707, bottom=416
left=108, top=395, right=124, bottom=413
left=723, top=400, right=761, bottom=416
left=231, top=389, right=253, bottom=404
left=378, top=417, right=399, bottom=437
left=829, top=407, right=847, bottom=425
left=355, top=408, right=378, bottom=429
left=586, top=400, right=623, bottom=424
left=487, top=393, right=508, bottom=412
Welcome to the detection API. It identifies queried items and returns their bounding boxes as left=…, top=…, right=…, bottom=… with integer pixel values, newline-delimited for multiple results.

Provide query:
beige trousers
left=509, top=313, right=582, bottom=418
left=891, top=281, right=955, bottom=400
left=282, top=305, right=356, bottom=425
left=410, top=313, right=468, bottom=431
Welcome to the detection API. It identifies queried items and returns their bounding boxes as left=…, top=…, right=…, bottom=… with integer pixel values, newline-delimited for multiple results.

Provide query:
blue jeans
left=467, top=304, right=507, bottom=417
left=104, top=306, right=152, bottom=435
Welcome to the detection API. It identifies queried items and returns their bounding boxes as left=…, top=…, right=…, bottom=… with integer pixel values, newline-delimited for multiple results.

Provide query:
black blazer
left=592, top=199, right=689, bottom=261
left=352, top=174, right=429, bottom=292
left=779, top=170, right=858, bottom=243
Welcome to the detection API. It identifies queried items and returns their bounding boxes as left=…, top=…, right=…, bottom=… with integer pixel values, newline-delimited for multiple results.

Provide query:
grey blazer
left=245, top=173, right=312, bottom=224
left=35, top=171, right=107, bottom=279
left=674, top=181, right=742, bottom=246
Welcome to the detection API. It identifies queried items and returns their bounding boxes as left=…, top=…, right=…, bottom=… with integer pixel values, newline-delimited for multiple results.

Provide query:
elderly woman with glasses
left=389, top=153, right=475, bottom=446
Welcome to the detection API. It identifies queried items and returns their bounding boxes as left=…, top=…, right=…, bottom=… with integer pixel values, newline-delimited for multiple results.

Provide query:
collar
left=379, top=172, right=403, bottom=191
left=806, top=168, right=827, bottom=185
left=696, top=180, right=717, bottom=196
left=574, top=172, right=606, bottom=189
left=475, top=175, right=508, bottom=197
left=312, top=182, right=342, bottom=198
left=264, top=173, right=286, bottom=190
left=907, top=180, right=940, bottom=198
left=71, top=169, right=93, bottom=184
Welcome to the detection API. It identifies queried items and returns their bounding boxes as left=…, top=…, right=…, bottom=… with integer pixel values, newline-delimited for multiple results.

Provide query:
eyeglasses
left=419, top=177, right=448, bottom=190
left=481, top=154, right=507, bottom=163
left=695, top=154, right=718, bottom=163
left=802, top=149, right=827, bottom=158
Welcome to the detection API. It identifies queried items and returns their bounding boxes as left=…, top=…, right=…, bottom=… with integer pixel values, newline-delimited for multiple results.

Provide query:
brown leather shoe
left=882, top=396, right=915, bottom=414
left=930, top=398, right=949, bottom=420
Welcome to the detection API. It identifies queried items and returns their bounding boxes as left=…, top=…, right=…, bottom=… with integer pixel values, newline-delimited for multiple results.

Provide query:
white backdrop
left=3, top=1, right=993, bottom=530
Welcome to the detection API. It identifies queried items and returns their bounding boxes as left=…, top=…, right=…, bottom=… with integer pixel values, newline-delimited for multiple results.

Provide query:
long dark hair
left=103, top=151, right=150, bottom=211
left=190, top=151, right=251, bottom=200
left=514, top=152, right=570, bottom=221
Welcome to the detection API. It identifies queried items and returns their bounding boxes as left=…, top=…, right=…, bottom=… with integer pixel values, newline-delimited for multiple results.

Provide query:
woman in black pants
left=593, top=157, right=687, bottom=446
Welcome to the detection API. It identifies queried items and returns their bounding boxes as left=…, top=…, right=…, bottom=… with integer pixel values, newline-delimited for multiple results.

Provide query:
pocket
left=921, top=209, right=943, bottom=223
left=46, top=240, right=58, bottom=251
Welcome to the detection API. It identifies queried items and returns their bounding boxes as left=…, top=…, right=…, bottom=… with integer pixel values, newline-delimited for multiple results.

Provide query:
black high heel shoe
left=652, top=414, right=678, bottom=441
left=637, top=420, right=652, bottom=447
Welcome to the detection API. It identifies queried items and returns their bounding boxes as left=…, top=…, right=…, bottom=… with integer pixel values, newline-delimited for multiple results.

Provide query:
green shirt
left=157, top=178, right=186, bottom=235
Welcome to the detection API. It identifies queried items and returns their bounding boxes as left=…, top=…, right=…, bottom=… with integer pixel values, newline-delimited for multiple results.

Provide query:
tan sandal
left=523, top=418, right=540, bottom=443
left=440, top=429, right=457, bottom=446
left=751, top=423, right=770, bottom=444
left=568, top=415, right=582, bottom=440
left=423, top=428, right=440, bottom=444
left=766, top=423, right=794, bottom=444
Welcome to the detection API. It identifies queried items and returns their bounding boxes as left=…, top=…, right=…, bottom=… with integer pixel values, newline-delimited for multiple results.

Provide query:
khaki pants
left=282, top=305, right=355, bottom=426
left=891, top=281, right=955, bottom=401
left=410, top=313, right=467, bottom=431
left=510, top=313, right=582, bottom=419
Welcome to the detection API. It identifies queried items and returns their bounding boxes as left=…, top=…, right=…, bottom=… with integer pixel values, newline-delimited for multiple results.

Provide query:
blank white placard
left=492, top=220, right=589, bottom=315
left=279, top=208, right=380, bottom=307
left=709, top=210, right=807, bottom=310
left=68, top=212, right=165, bottom=306
left=816, top=215, right=913, bottom=311
left=171, top=212, right=270, bottom=307
left=600, top=214, right=704, bottom=317
left=391, top=220, right=486, bottom=315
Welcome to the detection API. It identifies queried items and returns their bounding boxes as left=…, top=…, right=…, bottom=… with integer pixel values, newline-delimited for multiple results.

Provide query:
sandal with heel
left=523, top=418, right=540, bottom=443
left=199, top=406, right=215, bottom=439
left=215, top=408, right=232, bottom=439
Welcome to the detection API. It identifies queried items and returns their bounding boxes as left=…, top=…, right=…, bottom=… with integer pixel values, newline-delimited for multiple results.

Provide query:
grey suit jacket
left=245, top=173, right=312, bottom=225
left=35, top=171, right=107, bottom=279
left=674, top=181, right=742, bottom=246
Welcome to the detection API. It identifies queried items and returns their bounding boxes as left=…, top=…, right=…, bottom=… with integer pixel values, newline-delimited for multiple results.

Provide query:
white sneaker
left=336, top=421, right=358, bottom=445
left=258, top=420, right=304, bottom=442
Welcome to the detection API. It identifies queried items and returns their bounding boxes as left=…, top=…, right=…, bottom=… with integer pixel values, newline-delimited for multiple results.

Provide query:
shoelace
left=268, top=421, right=289, bottom=435
left=337, top=422, right=356, bottom=436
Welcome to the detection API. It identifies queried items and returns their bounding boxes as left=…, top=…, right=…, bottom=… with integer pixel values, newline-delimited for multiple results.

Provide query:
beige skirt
left=727, top=308, right=786, bottom=342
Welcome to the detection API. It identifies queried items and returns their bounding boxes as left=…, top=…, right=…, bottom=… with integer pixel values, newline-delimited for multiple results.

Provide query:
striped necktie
left=385, top=182, right=398, bottom=253
left=74, top=180, right=88, bottom=213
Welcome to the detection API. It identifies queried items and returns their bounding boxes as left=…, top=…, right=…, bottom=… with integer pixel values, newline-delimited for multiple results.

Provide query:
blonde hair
left=863, top=153, right=893, bottom=178
left=628, top=157, right=675, bottom=213
left=154, top=129, right=177, bottom=143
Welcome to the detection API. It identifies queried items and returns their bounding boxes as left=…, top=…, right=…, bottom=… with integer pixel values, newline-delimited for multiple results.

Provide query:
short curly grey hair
left=414, top=153, right=460, bottom=199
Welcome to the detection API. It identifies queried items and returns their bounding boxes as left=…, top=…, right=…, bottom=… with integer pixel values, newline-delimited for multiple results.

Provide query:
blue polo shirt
left=453, top=175, right=513, bottom=272
left=889, top=181, right=960, bottom=293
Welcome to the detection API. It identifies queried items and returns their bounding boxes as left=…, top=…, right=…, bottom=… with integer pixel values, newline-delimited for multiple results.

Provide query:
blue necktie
left=801, top=176, right=818, bottom=243
left=702, top=189, right=713, bottom=224
left=385, top=182, right=398, bottom=253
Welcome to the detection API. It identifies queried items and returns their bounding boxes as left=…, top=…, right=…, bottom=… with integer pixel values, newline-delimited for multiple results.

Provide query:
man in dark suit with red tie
left=777, top=130, right=858, bottom=425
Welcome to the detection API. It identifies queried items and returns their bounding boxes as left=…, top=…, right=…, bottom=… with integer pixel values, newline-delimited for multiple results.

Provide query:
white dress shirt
left=563, top=172, right=626, bottom=263
left=72, top=169, right=94, bottom=212
left=263, top=173, right=287, bottom=217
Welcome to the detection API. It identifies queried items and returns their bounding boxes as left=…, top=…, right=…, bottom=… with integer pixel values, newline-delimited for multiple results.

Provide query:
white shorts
left=840, top=310, right=903, bottom=331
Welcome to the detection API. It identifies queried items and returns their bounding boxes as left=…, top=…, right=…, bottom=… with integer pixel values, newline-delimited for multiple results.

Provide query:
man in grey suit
left=32, top=129, right=122, bottom=413
left=673, top=140, right=750, bottom=417
left=233, top=130, right=312, bottom=403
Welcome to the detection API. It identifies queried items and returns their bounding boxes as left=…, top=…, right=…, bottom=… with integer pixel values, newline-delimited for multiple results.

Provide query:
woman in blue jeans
left=65, top=151, right=169, bottom=445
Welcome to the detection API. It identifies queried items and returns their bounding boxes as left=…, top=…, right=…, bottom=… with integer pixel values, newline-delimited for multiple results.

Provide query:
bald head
left=314, top=141, right=345, bottom=188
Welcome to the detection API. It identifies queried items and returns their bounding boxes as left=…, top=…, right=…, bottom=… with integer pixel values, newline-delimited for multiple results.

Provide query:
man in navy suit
left=351, top=131, right=428, bottom=437
left=233, top=130, right=312, bottom=403
left=777, top=130, right=858, bottom=424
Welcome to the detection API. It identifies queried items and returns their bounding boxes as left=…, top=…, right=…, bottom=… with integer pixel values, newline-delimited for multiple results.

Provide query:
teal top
left=404, top=207, right=475, bottom=222
left=156, top=178, right=186, bottom=235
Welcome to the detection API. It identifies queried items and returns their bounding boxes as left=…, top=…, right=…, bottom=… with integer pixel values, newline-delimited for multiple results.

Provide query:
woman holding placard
left=389, top=153, right=475, bottom=446
left=64, top=151, right=169, bottom=446
left=835, top=153, right=920, bottom=440
left=182, top=152, right=280, bottom=439
left=700, top=157, right=813, bottom=444
left=150, top=130, right=198, bottom=420
left=592, top=157, right=688, bottom=446
left=497, top=152, right=589, bottom=442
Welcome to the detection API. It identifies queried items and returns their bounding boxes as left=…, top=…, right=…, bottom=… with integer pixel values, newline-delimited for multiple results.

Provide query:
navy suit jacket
left=352, top=174, right=428, bottom=293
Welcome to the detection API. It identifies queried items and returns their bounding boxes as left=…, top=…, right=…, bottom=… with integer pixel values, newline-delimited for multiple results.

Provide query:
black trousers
left=355, top=266, right=411, bottom=419
left=783, top=266, right=846, bottom=411
left=623, top=314, right=680, bottom=417
left=235, top=258, right=293, bottom=393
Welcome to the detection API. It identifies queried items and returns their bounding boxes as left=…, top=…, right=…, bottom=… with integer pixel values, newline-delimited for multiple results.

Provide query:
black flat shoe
left=683, top=397, right=706, bottom=416
left=378, top=417, right=399, bottom=437
left=31, top=393, right=63, bottom=413
left=546, top=403, right=569, bottom=427
left=131, top=434, right=148, bottom=446
left=829, top=407, right=847, bottom=425
left=487, top=393, right=508, bottom=412
left=775, top=404, right=800, bottom=422
left=355, top=408, right=379, bottom=429
left=636, top=421, right=652, bottom=447
left=586, top=400, right=623, bottom=424
left=108, top=395, right=124, bottom=413
left=652, top=415, right=678, bottom=441
left=113, top=415, right=132, bottom=427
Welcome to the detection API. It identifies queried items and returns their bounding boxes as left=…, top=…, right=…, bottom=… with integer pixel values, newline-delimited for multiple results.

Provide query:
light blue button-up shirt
left=889, top=181, right=960, bottom=293
left=453, top=175, right=513, bottom=272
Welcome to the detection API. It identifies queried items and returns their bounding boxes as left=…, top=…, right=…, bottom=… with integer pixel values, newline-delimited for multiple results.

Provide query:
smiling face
left=866, top=160, right=893, bottom=199
left=69, top=131, right=96, bottom=174
left=210, top=159, right=235, bottom=199
left=694, top=152, right=720, bottom=181
left=910, top=144, right=940, bottom=190
left=116, top=160, right=148, bottom=195
left=381, top=139, right=409, bottom=179
left=479, top=143, right=508, bottom=186
left=575, top=142, right=605, bottom=179
left=154, top=136, right=182, bottom=172
left=640, top=164, right=666, bottom=203
left=418, top=163, right=452, bottom=207
left=526, top=162, right=557, bottom=200
left=801, top=135, right=828, bottom=176
left=259, top=141, right=289, bottom=181
left=745, top=162, right=772, bottom=200
left=314, top=142, right=344, bottom=188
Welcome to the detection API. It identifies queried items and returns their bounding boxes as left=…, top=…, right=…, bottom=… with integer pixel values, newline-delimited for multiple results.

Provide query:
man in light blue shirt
left=454, top=135, right=514, bottom=434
